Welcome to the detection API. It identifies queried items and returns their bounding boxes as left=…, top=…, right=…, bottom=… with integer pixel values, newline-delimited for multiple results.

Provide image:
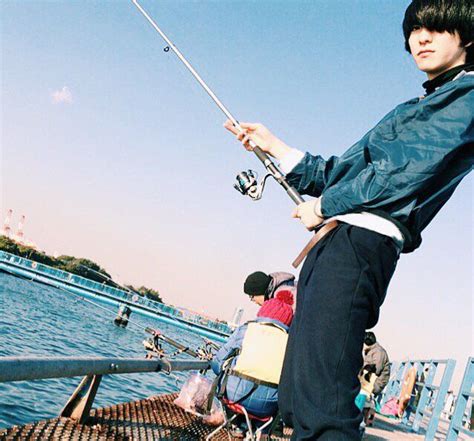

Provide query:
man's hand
left=292, top=199, right=324, bottom=230
left=223, top=120, right=292, bottom=160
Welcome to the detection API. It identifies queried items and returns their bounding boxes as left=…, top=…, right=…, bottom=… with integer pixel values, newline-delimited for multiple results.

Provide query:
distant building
left=230, top=307, right=244, bottom=327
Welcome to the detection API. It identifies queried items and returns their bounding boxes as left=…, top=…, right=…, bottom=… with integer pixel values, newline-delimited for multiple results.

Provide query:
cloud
left=51, top=86, right=73, bottom=104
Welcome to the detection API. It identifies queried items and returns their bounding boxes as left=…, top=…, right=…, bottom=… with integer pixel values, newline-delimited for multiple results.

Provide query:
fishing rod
left=57, top=280, right=149, bottom=330
left=131, top=0, right=305, bottom=205
left=50, top=277, right=216, bottom=360
left=78, top=264, right=139, bottom=296
left=144, top=327, right=217, bottom=361
left=67, top=286, right=216, bottom=360
left=68, top=267, right=219, bottom=353
left=145, top=327, right=199, bottom=358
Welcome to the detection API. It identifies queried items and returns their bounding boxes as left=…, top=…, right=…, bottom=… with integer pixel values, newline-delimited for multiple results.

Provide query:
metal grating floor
left=1, top=391, right=429, bottom=440
left=0, top=393, right=292, bottom=440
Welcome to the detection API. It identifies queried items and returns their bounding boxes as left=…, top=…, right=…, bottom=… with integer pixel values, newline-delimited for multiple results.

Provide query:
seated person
left=211, top=290, right=294, bottom=418
left=243, top=271, right=296, bottom=306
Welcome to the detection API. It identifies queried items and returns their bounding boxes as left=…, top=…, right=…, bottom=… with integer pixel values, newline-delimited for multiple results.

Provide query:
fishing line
left=1, top=266, right=146, bottom=330
left=78, top=265, right=138, bottom=296
left=56, top=282, right=150, bottom=331
left=3, top=266, right=217, bottom=364
left=43, top=280, right=201, bottom=384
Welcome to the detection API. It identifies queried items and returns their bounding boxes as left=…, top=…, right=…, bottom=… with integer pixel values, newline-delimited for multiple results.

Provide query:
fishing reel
left=143, top=334, right=166, bottom=359
left=233, top=170, right=272, bottom=201
left=143, top=327, right=218, bottom=363
left=195, top=339, right=219, bottom=361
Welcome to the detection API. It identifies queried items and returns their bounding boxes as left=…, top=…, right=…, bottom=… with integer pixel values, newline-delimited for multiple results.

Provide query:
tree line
left=0, top=236, right=163, bottom=303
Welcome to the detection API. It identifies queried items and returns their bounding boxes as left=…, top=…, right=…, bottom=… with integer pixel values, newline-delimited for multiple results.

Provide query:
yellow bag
left=232, top=322, right=288, bottom=387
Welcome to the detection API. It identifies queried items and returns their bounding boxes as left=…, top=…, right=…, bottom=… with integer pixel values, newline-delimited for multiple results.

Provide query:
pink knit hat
left=257, top=290, right=294, bottom=326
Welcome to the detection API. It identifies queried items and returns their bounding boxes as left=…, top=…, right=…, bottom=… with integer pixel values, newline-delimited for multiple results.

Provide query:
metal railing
left=0, top=355, right=210, bottom=424
left=380, top=358, right=456, bottom=441
left=0, top=250, right=231, bottom=338
left=411, top=359, right=456, bottom=440
left=0, top=355, right=209, bottom=383
left=446, top=357, right=474, bottom=440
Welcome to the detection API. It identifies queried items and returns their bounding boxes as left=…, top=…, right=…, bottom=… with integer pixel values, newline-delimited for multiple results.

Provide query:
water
left=0, top=272, right=210, bottom=428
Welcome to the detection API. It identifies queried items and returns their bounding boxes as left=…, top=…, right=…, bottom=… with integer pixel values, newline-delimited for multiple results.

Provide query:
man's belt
left=292, top=220, right=339, bottom=268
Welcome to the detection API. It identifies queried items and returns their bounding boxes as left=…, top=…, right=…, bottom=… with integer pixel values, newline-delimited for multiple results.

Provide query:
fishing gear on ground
left=131, top=0, right=304, bottom=205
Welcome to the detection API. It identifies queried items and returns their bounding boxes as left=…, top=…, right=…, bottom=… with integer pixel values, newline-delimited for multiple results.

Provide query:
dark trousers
left=279, top=224, right=399, bottom=440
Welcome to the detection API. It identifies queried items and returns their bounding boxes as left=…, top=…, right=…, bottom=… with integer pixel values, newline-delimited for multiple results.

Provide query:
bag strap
left=228, top=369, right=279, bottom=389
left=205, top=348, right=239, bottom=413
left=246, top=320, right=288, bottom=334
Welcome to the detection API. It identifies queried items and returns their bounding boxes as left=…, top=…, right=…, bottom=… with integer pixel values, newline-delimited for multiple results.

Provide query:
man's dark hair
left=364, top=332, right=377, bottom=346
left=403, top=0, right=474, bottom=63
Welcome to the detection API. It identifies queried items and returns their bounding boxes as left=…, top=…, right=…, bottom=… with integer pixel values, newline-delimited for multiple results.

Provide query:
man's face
left=249, top=294, right=265, bottom=306
left=409, top=27, right=467, bottom=80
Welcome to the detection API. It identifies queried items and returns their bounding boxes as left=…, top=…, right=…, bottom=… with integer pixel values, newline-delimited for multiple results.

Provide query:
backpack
left=231, top=321, right=288, bottom=387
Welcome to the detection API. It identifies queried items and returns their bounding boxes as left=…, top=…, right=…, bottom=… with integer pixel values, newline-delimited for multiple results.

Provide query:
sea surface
left=0, top=272, right=210, bottom=429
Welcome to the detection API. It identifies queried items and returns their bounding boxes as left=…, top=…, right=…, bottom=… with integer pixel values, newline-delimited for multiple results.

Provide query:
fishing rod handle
left=251, top=145, right=305, bottom=205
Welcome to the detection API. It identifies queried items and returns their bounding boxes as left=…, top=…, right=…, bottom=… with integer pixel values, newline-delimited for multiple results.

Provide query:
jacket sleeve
left=211, top=325, right=245, bottom=375
left=320, top=83, right=474, bottom=217
left=286, top=153, right=343, bottom=197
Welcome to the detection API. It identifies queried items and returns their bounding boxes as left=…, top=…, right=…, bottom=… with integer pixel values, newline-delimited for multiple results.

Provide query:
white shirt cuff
left=278, top=149, right=305, bottom=174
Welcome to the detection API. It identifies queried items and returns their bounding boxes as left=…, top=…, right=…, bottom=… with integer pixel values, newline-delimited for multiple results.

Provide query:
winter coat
left=286, top=72, right=473, bottom=252
left=363, top=342, right=390, bottom=396
left=266, top=272, right=296, bottom=300
left=211, top=317, right=289, bottom=417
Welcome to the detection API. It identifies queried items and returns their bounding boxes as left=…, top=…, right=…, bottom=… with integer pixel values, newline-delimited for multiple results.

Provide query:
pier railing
left=446, top=357, right=474, bottom=440
left=0, top=355, right=209, bottom=383
left=0, top=355, right=210, bottom=424
left=0, top=250, right=231, bottom=338
left=381, top=358, right=456, bottom=440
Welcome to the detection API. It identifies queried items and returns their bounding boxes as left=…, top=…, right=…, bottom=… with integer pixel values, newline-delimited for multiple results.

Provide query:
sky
left=1, top=1, right=472, bottom=388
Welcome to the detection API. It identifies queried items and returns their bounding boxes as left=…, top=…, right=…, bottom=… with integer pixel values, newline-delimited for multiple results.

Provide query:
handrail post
left=412, top=361, right=436, bottom=432
left=381, top=360, right=411, bottom=407
left=411, top=359, right=456, bottom=440
left=446, top=357, right=474, bottom=440
left=424, top=359, right=455, bottom=439
left=60, top=374, right=103, bottom=424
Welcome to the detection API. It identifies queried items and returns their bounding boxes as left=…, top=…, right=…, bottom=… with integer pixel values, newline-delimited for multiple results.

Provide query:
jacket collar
left=423, top=63, right=474, bottom=95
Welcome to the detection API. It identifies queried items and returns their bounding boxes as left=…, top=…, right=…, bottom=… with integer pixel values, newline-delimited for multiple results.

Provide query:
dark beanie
left=244, top=271, right=271, bottom=296
left=364, top=332, right=376, bottom=346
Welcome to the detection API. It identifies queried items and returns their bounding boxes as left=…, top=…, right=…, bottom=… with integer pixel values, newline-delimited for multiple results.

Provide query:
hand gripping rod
left=131, top=0, right=304, bottom=205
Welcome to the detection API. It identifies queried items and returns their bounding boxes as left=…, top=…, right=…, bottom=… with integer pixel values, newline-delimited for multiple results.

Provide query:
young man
left=224, top=0, right=473, bottom=439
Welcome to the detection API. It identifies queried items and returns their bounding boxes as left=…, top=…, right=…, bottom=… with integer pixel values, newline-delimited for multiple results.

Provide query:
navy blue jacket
left=287, top=72, right=473, bottom=252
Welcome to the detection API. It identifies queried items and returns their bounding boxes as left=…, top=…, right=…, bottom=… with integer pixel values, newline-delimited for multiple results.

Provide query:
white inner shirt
left=279, top=148, right=405, bottom=250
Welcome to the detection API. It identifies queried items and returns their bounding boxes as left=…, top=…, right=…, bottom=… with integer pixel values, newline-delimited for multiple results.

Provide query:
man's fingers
left=224, top=120, right=258, bottom=134
left=239, top=122, right=259, bottom=131
left=224, top=120, right=239, bottom=135
left=242, top=134, right=251, bottom=145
